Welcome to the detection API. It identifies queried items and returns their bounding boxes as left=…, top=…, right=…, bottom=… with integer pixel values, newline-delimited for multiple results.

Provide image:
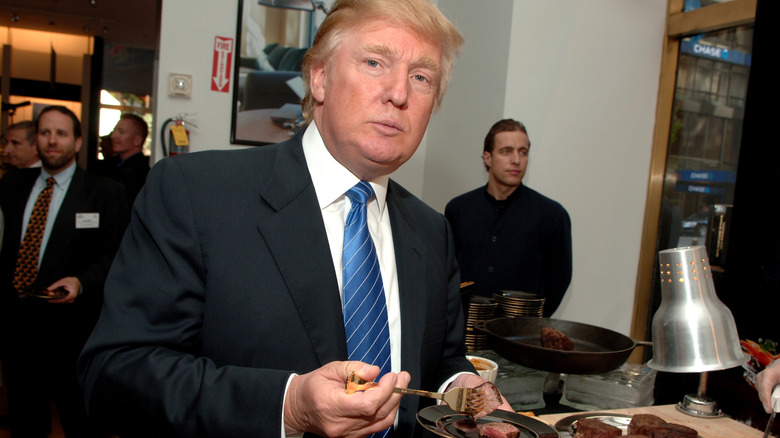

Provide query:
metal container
left=648, top=245, right=747, bottom=373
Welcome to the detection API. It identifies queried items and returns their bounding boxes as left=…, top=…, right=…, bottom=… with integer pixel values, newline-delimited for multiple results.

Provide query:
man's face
left=483, top=130, right=530, bottom=190
left=36, top=111, right=82, bottom=175
left=309, top=21, right=441, bottom=180
left=110, top=118, right=142, bottom=159
left=4, top=128, right=38, bottom=168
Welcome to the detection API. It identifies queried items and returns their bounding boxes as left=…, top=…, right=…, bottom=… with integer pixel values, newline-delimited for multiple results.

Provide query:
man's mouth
left=372, top=119, right=402, bottom=134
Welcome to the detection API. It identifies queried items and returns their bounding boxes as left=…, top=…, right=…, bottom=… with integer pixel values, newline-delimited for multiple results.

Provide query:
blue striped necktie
left=343, top=181, right=392, bottom=438
left=343, top=181, right=392, bottom=377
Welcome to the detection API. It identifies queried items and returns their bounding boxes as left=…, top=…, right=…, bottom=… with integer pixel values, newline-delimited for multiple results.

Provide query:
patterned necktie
left=13, top=177, right=56, bottom=294
left=343, top=181, right=392, bottom=377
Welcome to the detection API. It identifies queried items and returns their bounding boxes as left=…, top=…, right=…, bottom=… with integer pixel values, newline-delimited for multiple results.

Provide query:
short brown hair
left=36, top=105, right=82, bottom=139
left=483, top=119, right=530, bottom=154
left=300, top=0, right=464, bottom=122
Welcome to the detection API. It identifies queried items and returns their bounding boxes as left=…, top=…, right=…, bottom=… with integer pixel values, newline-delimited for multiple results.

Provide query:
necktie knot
left=45, top=177, right=56, bottom=189
left=346, top=181, right=374, bottom=206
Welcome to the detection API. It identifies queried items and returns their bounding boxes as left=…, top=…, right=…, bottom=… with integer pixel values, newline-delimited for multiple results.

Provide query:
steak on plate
left=573, top=418, right=622, bottom=438
left=628, top=413, right=667, bottom=435
left=478, top=421, right=520, bottom=438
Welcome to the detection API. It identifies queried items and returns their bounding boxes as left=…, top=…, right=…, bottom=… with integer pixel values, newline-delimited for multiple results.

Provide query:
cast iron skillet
left=473, top=317, right=650, bottom=374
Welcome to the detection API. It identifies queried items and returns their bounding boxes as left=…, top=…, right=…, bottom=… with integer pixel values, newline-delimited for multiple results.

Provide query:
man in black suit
left=78, top=0, right=511, bottom=436
left=0, top=106, right=129, bottom=437
left=100, top=113, right=150, bottom=205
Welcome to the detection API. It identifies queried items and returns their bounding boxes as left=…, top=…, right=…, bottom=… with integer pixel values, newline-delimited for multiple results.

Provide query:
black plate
left=26, top=288, right=67, bottom=299
left=417, top=405, right=558, bottom=438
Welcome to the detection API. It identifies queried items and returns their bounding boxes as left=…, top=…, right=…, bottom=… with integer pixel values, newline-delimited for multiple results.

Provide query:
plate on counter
left=554, top=413, right=703, bottom=438
left=417, top=405, right=557, bottom=438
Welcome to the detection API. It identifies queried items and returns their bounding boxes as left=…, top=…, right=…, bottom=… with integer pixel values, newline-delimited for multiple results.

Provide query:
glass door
left=649, top=23, right=753, bottom=326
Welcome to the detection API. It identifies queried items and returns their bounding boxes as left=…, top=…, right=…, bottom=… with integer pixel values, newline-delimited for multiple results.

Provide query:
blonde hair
left=300, top=0, right=464, bottom=122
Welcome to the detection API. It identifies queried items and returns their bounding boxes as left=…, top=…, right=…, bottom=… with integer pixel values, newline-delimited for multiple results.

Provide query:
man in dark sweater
left=445, top=119, right=572, bottom=316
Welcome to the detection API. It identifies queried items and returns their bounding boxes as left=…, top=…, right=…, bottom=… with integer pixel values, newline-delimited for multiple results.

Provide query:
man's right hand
left=284, top=362, right=410, bottom=437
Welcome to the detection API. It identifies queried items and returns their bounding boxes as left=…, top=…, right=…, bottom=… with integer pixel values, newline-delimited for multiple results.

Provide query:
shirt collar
left=41, top=161, right=77, bottom=188
left=302, top=121, right=388, bottom=218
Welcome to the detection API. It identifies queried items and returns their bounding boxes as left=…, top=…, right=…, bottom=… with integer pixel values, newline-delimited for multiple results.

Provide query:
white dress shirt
left=301, top=121, right=402, bottom=373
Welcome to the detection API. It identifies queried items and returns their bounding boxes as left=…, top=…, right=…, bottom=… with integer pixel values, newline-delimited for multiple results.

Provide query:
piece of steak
left=478, top=421, right=521, bottom=438
left=573, top=418, right=622, bottom=438
left=540, top=327, right=574, bottom=351
left=473, top=381, right=502, bottom=420
left=628, top=413, right=667, bottom=435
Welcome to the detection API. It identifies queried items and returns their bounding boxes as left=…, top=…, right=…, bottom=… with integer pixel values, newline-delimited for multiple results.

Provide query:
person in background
left=3, top=121, right=41, bottom=169
left=100, top=113, right=150, bottom=204
left=0, top=106, right=129, bottom=437
left=78, top=0, right=510, bottom=437
left=445, top=119, right=572, bottom=317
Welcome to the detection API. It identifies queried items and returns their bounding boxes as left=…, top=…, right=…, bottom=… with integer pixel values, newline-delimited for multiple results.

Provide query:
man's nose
left=383, top=70, right=409, bottom=108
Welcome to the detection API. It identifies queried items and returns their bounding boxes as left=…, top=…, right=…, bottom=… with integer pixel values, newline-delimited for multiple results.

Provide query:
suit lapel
left=256, top=140, right=348, bottom=365
left=386, top=182, right=426, bottom=378
left=5, top=171, right=39, bottom=247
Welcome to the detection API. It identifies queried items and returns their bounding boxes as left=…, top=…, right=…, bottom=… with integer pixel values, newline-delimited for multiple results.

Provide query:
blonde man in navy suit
left=79, top=0, right=511, bottom=437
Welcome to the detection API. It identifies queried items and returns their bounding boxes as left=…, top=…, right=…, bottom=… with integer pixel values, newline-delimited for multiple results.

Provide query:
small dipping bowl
left=466, top=355, right=498, bottom=383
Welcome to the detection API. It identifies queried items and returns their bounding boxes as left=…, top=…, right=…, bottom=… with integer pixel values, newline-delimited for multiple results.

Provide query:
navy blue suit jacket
left=79, top=132, right=470, bottom=437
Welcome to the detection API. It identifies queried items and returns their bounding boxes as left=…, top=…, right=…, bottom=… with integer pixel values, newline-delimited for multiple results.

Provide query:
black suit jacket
left=0, top=166, right=129, bottom=354
left=79, top=132, right=470, bottom=437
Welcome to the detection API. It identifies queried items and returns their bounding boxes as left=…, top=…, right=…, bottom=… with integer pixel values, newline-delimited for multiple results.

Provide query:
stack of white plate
left=492, top=290, right=545, bottom=318
left=464, top=296, right=498, bottom=352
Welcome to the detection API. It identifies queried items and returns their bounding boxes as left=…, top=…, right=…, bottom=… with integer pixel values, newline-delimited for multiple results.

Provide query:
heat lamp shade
left=648, top=246, right=747, bottom=373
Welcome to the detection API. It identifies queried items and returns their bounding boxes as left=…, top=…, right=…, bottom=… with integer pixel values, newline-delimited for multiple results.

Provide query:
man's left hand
left=47, top=277, right=81, bottom=303
left=449, top=372, right=513, bottom=413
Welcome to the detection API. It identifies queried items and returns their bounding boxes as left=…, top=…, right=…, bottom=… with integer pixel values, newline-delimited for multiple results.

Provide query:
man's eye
left=412, top=74, right=428, bottom=83
left=365, top=59, right=379, bottom=67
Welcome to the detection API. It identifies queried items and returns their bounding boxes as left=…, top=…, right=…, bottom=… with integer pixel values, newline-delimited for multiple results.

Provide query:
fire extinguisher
left=160, top=114, right=197, bottom=157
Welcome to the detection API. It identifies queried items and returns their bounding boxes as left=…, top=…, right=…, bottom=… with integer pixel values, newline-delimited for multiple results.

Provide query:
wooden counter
left=538, top=404, right=764, bottom=437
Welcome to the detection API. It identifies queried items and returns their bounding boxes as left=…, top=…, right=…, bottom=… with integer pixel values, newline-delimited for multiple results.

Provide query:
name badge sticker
left=76, top=213, right=100, bottom=229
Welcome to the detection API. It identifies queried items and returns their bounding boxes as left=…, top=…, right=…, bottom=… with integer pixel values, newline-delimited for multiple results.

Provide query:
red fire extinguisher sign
left=211, top=36, right=233, bottom=92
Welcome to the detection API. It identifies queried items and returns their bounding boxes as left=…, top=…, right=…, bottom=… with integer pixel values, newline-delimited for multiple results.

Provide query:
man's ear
left=310, top=62, right=326, bottom=103
left=482, top=151, right=492, bottom=169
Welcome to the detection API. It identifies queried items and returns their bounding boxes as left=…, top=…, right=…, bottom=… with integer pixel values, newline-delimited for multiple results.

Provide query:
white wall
left=155, top=0, right=668, bottom=335
left=153, top=0, right=242, bottom=159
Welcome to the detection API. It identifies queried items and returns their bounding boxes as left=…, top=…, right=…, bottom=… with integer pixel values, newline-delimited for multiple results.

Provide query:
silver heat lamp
left=647, top=245, right=748, bottom=417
